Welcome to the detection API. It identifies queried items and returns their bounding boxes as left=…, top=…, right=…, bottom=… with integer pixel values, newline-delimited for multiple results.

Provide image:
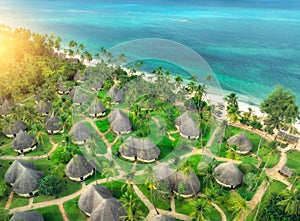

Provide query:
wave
left=67, top=9, right=97, bottom=14
left=168, top=18, right=188, bottom=22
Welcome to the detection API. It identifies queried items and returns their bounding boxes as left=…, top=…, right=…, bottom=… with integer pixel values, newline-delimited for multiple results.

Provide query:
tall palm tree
left=120, top=192, right=145, bottom=221
left=179, top=160, right=197, bottom=198
left=227, top=192, right=249, bottom=220
left=189, top=198, right=211, bottom=221
left=102, top=160, right=118, bottom=193
left=277, top=189, right=300, bottom=215
left=144, top=165, right=159, bottom=214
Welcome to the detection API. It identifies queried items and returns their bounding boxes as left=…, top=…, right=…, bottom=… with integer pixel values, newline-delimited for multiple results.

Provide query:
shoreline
left=59, top=51, right=300, bottom=132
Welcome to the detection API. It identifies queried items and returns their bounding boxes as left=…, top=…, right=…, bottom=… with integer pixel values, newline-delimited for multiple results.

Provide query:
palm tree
left=144, top=165, right=159, bottom=214
left=189, top=198, right=211, bottom=221
left=277, top=189, right=300, bottom=215
left=120, top=192, right=145, bottom=221
left=174, top=76, right=183, bottom=88
left=225, top=143, right=240, bottom=160
left=224, top=93, right=240, bottom=123
left=179, top=160, right=197, bottom=198
left=227, top=192, right=249, bottom=220
left=102, top=160, right=118, bottom=193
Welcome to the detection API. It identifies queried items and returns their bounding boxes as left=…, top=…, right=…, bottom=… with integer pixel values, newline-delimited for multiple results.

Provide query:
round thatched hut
left=109, top=109, right=131, bottom=134
left=90, top=198, right=126, bottom=221
left=36, top=101, right=51, bottom=115
left=12, top=131, right=37, bottom=154
left=3, top=120, right=27, bottom=138
left=71, top=122, right=91, bottom=145
left=214, top=162, right=243, bottom=188
left=89, top=100, right=106, bottom=118
left=45, top=115, right=63, bottom=134
left=65, top=154, right=94, bottom=181
left=10, top=211, right=44, bottom=221
left=227, top=132, right=253, bottom=154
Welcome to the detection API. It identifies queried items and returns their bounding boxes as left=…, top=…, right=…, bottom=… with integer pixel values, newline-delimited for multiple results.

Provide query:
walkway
left=58, top=204, right=70, bottom=221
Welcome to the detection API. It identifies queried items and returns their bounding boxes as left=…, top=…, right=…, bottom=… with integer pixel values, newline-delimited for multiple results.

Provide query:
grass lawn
left=258, top=145, right=280, bottom=168
left=9, top=195, right=29, bottom=209
left=63, top=196, right=86, bottom=221
left=156, top=135, right=175, bottom=160
left=0, top=144, right=18, bottom=156
left=0, top=160, right=13, bottom=208
left=175, top=197, right=222, bottom=221
left=51, top=134, right=64, bottom=144
left=286, top=150, right=300, bottom=173
left=32, top=205, right=64, bottom=221
left=105, top=131, right=117, bottom=143
left=85, top=170, right=105, bottom=185
left=137, top=184, right=171, bottom=211
left=95, top=118, right=110, bottom=133
left=0, top=135, right=12, bottom=146
left=97, top=90, right=107, bottom=99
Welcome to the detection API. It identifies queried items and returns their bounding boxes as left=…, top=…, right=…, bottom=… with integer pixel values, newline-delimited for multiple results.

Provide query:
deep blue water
left=0, top=0, right=300, bottom=105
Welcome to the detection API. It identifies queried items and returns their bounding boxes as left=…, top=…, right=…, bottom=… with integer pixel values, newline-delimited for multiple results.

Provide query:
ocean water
left=0, top=0, right=300, bottom=105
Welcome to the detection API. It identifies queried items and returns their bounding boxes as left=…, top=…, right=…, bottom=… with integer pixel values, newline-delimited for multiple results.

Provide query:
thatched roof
left=120, top=136, right=160, bottom=161
left=0, top=99, right=13, bottom=116
left=174, top=170, right=201, bottom=196
left=155, top=164, right=200, bottom=196
left=279, top=165, right=293, bottom=177
left=5, top=160, right=36, bottom=184
left=175, top=112, right=191, bottom=127
left=109, top=109, right=131, bottom=133
left=90, top=198, right=126, bottom=221
left=5, top=160, right=43, bottom=195
left=3, top=120, right=27, bottom=136
left=227, top=132, right=253, bottom=153
left=107, top=85, right=123, bottom=103
left=12, top=131, right=37, bottom=151
left=214, top=162, right=243, bottom=188
left=73, top=94, right=89, bottom=105
left=179, top=118, right=200, bottom=137
left=57, top=83, right=70, bottom=93
left=149, top=215, right=175, bottom=221
left=91, top=81, right=104, bottom=91
left=10, top=211, right=44, bottom=221
left=79, top=185, right=113, bottom=215
left=46, top=115, right=62, bottom=131
left=89, top=100, right=106, bottom=115
left=72, top=122, right=91, bottom=142
left=65, top=154, right=94, bottom=179
left=36, top=101, right=51, bottom=115
left=74, top=71, right=88, bottom=82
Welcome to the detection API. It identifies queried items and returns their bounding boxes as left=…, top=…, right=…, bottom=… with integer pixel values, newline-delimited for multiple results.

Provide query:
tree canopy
left=260, top=86, right=299, bottom=133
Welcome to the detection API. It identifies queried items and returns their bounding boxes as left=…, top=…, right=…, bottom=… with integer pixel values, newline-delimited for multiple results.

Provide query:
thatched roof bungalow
left=10, top=211, right=44, bottom=221
left=109, top=109, right=131, bottom=134
left=0, top=99, right=13, bottom=116
left=79, top=185, right=113, bottom=216
left=5, top=160, right=44, bottom=197
left=45, top=115, right=63, bottom=134
left=214, top=162, right=243, bottom=188
left=36, top=101, right=51, bottom=115
left=175, top=113, right=200, bottom=140
left=71, top=122, right=91, bottom=145
left=12, top=131, right=37, bottom=154
left=89, top=100, right=106, bottom=118
left=73, top=94, right=89, bottom=106
left=155, top=164, right=200, bottom=198
left=90, top=198, right=125, bottom=221
left=3, top=120, right=27, bottom=138
left=120, top=137, right=160, bottom=162
left=279, top=165, right=293, bottom=177
left=107, top=85, right=123, bottom=104
left=227, top=132, right=253, bottom=154
left=65, top=154, right=94, bottom=181
left=57, top=83, right=70, bottom=94
left=74, top=71, right=88, bottom=83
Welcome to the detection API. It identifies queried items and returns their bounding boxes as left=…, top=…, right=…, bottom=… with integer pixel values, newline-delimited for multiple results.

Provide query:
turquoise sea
left=0, top=0, right=300, bottom=105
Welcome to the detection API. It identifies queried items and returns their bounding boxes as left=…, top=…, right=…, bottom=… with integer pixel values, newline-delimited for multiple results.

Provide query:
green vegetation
left=9, top=195, right=29, bottom=209
left=63, top=196, right=86, bottom=221
left=39, top=175, right=63, bottom=196
left=32, top=205, right=64, bottom=221
left=286, top=150, right=300, bottom=173
left=95, top=119, right=110, bottom=133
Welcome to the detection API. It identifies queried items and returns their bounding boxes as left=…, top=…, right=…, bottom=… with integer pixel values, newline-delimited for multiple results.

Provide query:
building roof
left=89, top=100, right=106, bottom=115
left=10, top=211, right=44, bottom=221
left=45, top=115, right=62, bottom=131
left=279, top=165, right=293, bottom=177
left=57, top=83, right=70, bottom=93
left=0, top=99, right=13, bottom=116
left=227, top=132, right=253, bottom=153
left=74, top=71, right=88, bottom=82
left=155, top=164, right=200, bottom=196
left=107, top=85, right=124, bottom=103
left=91, top=81, right=104, bottom=91
left=278, top=131, right=299, bottom=143
left=79, top=185, right=113, bottom=215
left=73, top=94, right=89, bottom=104
left=179, top=118, right=200, bottom=137
left=5, top=160, right=43, bottom=195
left=149, top=215, right=175, bottom=221
left=120, top=136, right=160, bottom=161
left=109, top=109, right=131, bottom=133
left=214, top=162, right=243, bottom=187
left=3, top=120, right=27, bottom=136
left=36, top=101, right=51, bottom=114
left=12, top=131, right=37, bottom=151
left=175, top=112, right=191, bottom=127
left=90, top=198, right=126, bottom=221
left=65, top=154, right=94, bottom=179
left=72, top=122, right=91, bottom=142
left=4, top=160, right=36, bottom=184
